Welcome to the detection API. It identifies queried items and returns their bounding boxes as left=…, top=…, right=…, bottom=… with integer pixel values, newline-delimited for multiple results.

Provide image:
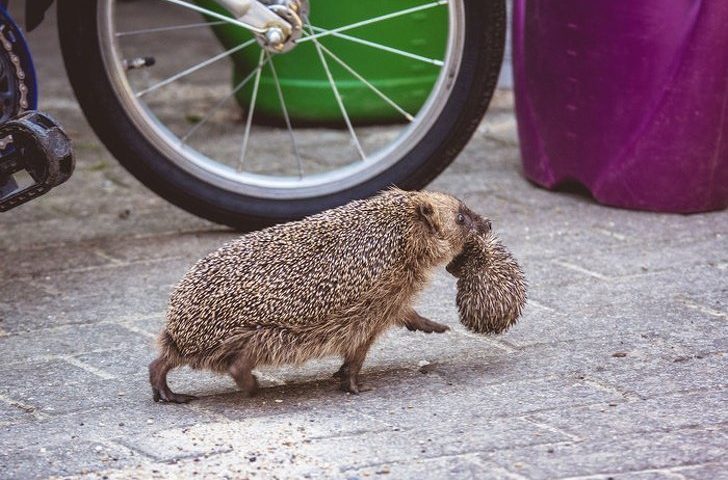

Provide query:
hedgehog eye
left=456, top=213, right=465, bottom=225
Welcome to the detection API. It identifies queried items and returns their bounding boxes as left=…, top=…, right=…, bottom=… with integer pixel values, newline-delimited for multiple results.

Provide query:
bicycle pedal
left=0, top=111, right=74, bottom=212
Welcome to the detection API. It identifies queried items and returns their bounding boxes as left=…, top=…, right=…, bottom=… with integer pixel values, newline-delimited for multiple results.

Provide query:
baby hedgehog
left=149, top=188, right=489, bottom=403
left=446, top=225, right=527, bottom=335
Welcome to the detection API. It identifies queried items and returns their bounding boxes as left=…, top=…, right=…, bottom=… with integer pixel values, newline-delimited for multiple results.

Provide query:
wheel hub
left=256, top=0, right=308, bottom=53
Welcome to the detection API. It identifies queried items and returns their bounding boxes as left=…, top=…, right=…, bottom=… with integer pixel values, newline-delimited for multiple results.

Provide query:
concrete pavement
left=0, top=4, right=726, bottom=479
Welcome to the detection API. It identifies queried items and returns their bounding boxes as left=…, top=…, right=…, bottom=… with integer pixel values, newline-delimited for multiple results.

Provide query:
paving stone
left=1, top=207, right=213, bottom=252
left=0, top=360, right=118, bottom=416
left=556, top=470, right=700, bottom=480
left=0, top=440, right=139, bottom=480
left=502, top=296, right=727, bottom=348
left=432, top=334, right=727, bottom=403
left=554, top=235, right=728, bottom=279
left=481, top=427, right=728, bottom=480
left=529, top=389, right=728, bottom=440
left=0, top=259, right=187, bottom=332
left=0, top=402, right=36, bottom=426
left=676, top=462, right=728, bottom=480
left=346, top=455, right=495, bottom=480
left=293, top=417, right=568, bottom=474
left=0, top=323, right=149, bottom=366
left=118, top=409, right=390, bottom=462
left=0, top=231, right=232, bottom=281
left=590, top=352, right=728, bottom=398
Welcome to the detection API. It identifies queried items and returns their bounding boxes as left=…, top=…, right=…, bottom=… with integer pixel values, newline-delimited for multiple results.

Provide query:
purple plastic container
left=512, top=0, right=728, bottom=213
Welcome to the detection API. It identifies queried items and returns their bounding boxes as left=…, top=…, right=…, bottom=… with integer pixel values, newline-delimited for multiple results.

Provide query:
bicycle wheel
left=57, top=0, right=505, bottom=230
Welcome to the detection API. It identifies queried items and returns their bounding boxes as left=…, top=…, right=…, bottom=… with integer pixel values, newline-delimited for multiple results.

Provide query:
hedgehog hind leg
left=228, top=353, right=259, bottom=397
left=148, top=356, right=197, bottom=404
left=337, top=338, right=375, bottom=394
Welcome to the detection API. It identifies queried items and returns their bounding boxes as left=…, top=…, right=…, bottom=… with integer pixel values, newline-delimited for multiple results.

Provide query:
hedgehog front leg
left=402, top=309, right=450, bottom=333
left=228, top=353, right=259, bottom=397
left=337, top=338, right=375, bottom=394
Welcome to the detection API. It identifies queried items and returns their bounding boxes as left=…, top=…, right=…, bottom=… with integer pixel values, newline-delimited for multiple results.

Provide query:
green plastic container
left=197, top=1, right=447, bottom=123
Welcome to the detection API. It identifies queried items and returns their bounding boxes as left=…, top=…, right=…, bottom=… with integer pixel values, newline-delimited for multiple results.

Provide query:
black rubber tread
left=57, top=0, right=506, bottom=230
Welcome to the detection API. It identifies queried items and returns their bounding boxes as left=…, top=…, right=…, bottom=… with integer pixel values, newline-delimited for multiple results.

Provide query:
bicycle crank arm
left=0, top=111, right=74, bottom=212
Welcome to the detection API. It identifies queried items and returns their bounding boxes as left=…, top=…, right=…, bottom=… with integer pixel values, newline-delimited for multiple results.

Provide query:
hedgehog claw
left=404, top=311, right=449, bottom=334
left=344, top=385, right=372, bottom=395
left=157, top=391, right=197, bottom=404
left=418, top=320, right=450, bottom=333
left=340, top=377, right=371, bottom=394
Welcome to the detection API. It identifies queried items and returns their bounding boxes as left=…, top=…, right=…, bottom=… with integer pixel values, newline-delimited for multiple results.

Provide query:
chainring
left=0, top=5, right=37, bottom=126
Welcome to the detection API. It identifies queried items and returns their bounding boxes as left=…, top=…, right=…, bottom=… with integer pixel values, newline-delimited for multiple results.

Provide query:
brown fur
left=150, top=189, right=478, bottom=402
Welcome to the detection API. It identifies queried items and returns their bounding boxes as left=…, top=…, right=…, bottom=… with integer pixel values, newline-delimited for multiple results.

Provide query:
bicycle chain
left=0, top=23, right=29, bottom=150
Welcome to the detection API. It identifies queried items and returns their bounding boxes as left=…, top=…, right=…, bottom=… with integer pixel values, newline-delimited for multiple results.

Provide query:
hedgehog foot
left=149, top=357, right=197, bottom=404
left=153, top=389, right=198, bottom=404
left=403, top=310, right=449, bottom=334
left=340, top=376, right=372, bottom=395
left=333, top=366, right=373, bottom=393
left=336, top=364, right=371, bottom=394
left=229, top=353, right=259, bottom=397
left=337, top=338, right=375, bottom=394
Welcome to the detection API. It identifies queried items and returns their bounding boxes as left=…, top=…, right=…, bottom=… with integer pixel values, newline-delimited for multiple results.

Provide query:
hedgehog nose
left=473, top=216, right=491, bottom=235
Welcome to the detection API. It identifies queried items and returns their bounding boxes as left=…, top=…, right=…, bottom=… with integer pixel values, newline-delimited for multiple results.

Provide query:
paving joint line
left=341, top=440, right=576, bottom=473
left=521, top=416, right=582, bottom=442
left=558, top=463, right=698, bottom=480
left=0, top=227, right=231, bottom=255
left=469, top=456, right=530, bottom=480
left=0, top=393, right=47, bottom=421
left=23, top=277, right=61, bottom=296
left=92, top=248, right=126, bottom=265
left=453, top=328, right=517, bottom=353
left=0, top=347, right=131, bottom=370
left=116, top=318, right=161, bottom=340
left=671, top=461, right=728, bottom=477
left=11, top=255, right=189, bottom=282
left=577, top=374, right=644, bottom=401
left=677, top=297, right=727, bottom=319
left=552, top=260, right=611, bottom=281
left=60, top=355, right=116, bottom=380
left=526, top=299, right=558, bottom=313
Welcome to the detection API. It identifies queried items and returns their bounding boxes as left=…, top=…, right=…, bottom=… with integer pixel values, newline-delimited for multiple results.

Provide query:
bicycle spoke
left=116, top=20, right=227, bottom=37
left=311, top=39, right=414, bottom=122
left=307, top=26, right=443, bottom=67
left=238, top=49, right=265, bottom=171
left=267, top=53, right=304, bottom=178
left=160, top=0, right=266, bottom=33
left=308, top=28, right=366, bottom=161
left=136, top=38, right=255, bottom=97
left=180, top=55, right=272, bottom=144
left=297, top=1, right=447, bottom=44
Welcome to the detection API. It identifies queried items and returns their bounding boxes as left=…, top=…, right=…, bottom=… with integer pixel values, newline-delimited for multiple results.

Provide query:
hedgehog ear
left=417, top=201, right=439, bottom=235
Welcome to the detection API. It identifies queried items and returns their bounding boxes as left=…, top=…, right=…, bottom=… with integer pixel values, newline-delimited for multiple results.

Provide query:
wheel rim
left=97, top=0, right=465, bottom=200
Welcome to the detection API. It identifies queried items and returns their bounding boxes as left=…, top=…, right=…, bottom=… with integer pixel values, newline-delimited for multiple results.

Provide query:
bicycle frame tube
left=163, top=0, right=292, bottom=35
left=25, top=0, right=54, bottom=31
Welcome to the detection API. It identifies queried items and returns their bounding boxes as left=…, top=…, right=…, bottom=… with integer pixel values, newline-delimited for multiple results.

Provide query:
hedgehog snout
left=472, top=214, right=492, bottom=235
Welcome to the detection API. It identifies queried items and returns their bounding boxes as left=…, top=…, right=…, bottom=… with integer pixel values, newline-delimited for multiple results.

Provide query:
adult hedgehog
left=150, top=189, right=487, bottom=403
